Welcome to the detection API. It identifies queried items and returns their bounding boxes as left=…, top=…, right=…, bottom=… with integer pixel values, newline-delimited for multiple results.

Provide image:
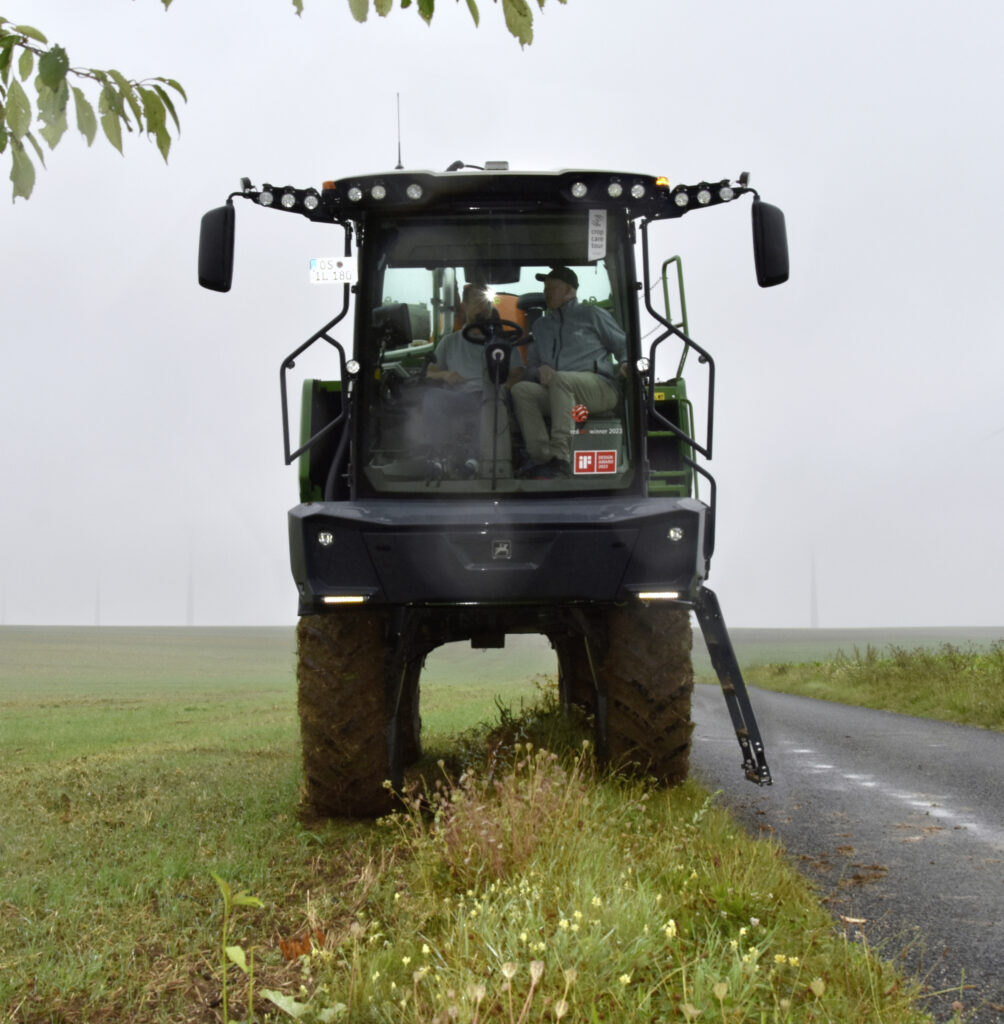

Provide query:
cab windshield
left=357, top=210, right=638, bottom=495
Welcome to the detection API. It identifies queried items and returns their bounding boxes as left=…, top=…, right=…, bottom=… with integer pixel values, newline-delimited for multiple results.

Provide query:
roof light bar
left=241, top=171, right=747, bottom=220
left=252, top=182, right=323, bottom=213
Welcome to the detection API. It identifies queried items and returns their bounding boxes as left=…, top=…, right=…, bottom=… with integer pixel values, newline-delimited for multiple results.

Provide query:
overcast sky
left=2, top=0, right=1003, bottom=628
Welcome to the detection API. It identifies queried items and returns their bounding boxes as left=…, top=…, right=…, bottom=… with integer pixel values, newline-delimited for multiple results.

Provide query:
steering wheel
left=461, top=318, right=524, bottom=345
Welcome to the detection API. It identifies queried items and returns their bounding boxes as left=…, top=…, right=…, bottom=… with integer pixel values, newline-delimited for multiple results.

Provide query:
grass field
left=1, top=624, right=987, bottom=1022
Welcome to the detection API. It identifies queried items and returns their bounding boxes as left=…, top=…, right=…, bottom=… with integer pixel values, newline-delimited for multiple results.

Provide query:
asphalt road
left=689, top=684, right=1004, bottom=1024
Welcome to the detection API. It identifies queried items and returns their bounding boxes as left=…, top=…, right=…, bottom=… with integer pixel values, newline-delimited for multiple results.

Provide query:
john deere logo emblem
left=491, top=539, right=512, bottom=560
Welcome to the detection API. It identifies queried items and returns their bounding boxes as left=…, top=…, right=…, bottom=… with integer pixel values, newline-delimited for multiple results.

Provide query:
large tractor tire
left=553, top=604, right=694, bottom=784
left=603, top=603, right=694, bottom=783
left=297, top=610, right=395, bottom=818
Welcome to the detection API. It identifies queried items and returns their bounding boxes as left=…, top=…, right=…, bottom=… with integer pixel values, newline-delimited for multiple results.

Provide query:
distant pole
left=809, top=551, right=819, bottom=629
left=186, top=550, right=195, bottom=626
left=395, top=93, right=403, bottom=170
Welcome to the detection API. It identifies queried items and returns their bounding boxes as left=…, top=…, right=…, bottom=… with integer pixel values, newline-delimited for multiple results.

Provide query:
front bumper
left=289, top=496, right=708, bottom=612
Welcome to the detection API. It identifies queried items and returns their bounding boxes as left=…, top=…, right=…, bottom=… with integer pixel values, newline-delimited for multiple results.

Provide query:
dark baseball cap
left=535, top=266, right=578, bottom=289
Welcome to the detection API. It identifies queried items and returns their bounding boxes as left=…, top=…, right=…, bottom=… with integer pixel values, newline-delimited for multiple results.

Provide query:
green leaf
left=348, top=0, right=369, bottom=22
left=292, top=0, right=305, bottom=12
left=38, top=107, right=67, bottom=149
left=161, top=77, right=187, bottom=102
left=374, top=0, right=393, bottom=14
left=17, top=46, right=32, bottom=81
left=138, top=86, right=170, bottom=160
left=261, top=990, right=310, bottom=1019
left=210, top=871, right=232, bottom=905
left=98, top=83, right=124, bottom=119
left=24, top=129, right=45, bottom=166
left=101, top=108, right=123, bottom=153
left=152, top=83, right=181, bottom=132
left=0, top=125, right=7, bottom=155
left=13, top=24, right=48, bottom=45
left=107, top=69, right=142, bottom=126
left=417, top=0, right=435, bottom=23
left=5, top=77, right=31, bottom=139
left=35, top=79, right=68, bottom=123
left=232, top=892, right=264, bottom=908
left=225, top=945, right=249, bottom=973
left=465, top=0, right=480, bottom=25
left=1, top=38, right=16, bottom=84
left=10, top=138, right=34, bottom=199
left=502, top=0, right=533, bottom=45
left=38, top=45, right=69, bottom=90
left=72, top=86, right=97, bottom=145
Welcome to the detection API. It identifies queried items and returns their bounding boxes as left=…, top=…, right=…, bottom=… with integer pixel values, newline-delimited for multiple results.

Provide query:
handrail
left=641, top=220, right=716, bottom=461
left=660, top=255, right=690, bottom=378
left=280, top=287, right=351, bottom=466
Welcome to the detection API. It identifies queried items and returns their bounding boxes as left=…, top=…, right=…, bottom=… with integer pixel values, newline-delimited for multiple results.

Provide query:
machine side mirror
left=751, top=199, right=789, bottom=288
left=198, top=204, right=235, bottom=292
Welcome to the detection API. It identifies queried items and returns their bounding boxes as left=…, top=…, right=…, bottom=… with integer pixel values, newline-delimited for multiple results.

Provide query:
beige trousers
left=511, top=371, right=618, bottom=464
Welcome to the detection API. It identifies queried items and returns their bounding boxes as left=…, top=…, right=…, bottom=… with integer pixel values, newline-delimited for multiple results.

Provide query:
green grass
left=0, top=627, right=967, bottom=1022
left=689, top=626, right=1004, bottom=682
left=741, top=642, right=1004, bottom=733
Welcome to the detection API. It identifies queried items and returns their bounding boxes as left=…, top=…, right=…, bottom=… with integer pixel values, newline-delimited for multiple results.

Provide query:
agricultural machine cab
left=199, top=165, right=789, bottom=816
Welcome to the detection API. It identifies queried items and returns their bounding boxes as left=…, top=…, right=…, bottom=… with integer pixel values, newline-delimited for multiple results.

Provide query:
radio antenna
left=395, top=93, right=403, bottom=170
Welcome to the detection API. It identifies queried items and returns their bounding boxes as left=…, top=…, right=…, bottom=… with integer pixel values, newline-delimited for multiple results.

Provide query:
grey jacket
left=524, top=299, right=627, bottom=383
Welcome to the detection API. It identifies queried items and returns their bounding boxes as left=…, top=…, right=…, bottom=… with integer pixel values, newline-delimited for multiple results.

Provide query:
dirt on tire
left=297, top=610, right=394, bottom=818
left=604, top=604, right=694, bottom=783
left=554, top=604, right=693, bottom=783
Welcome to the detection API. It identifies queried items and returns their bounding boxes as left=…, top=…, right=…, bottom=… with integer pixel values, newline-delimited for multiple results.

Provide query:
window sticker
left=309, top=256, right=357, bottom=284
left=574, top=450, right=618, bottom=474
left=588, top=210, right=607, bottom=262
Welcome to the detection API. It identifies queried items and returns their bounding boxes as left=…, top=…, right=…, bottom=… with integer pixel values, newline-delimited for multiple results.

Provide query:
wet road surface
left=690, top=684, right=1004, bottom=1023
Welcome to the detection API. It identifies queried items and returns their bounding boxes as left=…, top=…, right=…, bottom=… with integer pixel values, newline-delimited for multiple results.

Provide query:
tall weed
left=262, top=711, right=940, bottom=1024
left=748, top=641, right=1004, bottom=730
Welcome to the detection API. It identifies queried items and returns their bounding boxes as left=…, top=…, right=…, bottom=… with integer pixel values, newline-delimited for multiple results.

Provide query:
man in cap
left=511, top=266, right=627, bottom=478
